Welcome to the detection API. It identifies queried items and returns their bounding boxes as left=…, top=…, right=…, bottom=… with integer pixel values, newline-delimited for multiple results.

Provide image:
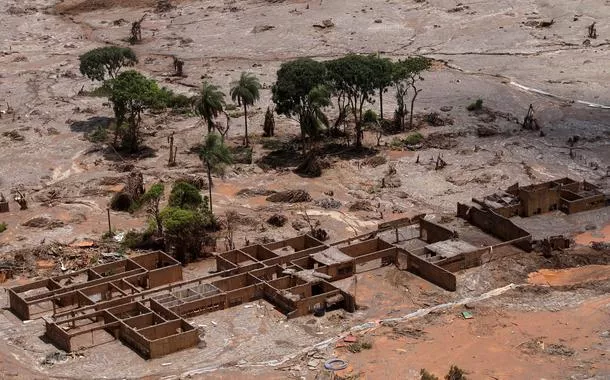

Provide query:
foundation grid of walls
left=9, top=178, right=605, bottom=359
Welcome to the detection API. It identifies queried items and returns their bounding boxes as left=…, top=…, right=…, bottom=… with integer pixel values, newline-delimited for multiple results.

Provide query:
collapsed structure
left=473, top=178, right=606, bottom=217
left=7, top=178, right=607, bottom=359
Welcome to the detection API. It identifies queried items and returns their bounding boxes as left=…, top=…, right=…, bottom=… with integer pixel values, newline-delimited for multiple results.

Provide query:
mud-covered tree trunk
left=243, top=102, right=249, bottom=146
left=379, top=87, right=384, bottom=120
left=409, top=80, right=421, bottom=130
left=206, top=161, right=213, bottom=214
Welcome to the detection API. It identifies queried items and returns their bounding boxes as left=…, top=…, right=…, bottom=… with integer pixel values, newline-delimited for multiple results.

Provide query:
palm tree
left=195, top=81, right=225, bottom=133
left=198, top=133, right=232, bottom=214
left=298, top=84, right=330, bottom=153
left=230, top=72, right=261, bottom=146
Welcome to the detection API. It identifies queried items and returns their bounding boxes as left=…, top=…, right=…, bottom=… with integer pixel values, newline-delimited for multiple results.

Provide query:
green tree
left=107, top=70, right=165, bottom=152
left=168, top=182, right=203, bottom=209
left=299, top=84, right=331, bottom=152
left=198, top=133, right=232, bottom=215
left=325, top=54, right=378, bottom=147
left=230, top=72, right=261, bottom=146
left=160, top=207, right=211, bottom=263
left=272, top=58, right=329, bottom=152
left=79, top=46, right=137, bottom=82
left=392, top=57, right=431, bottom=130
left=194, top=81, right=226, bottom=133
left=369, top=54, right=393, bottom=120
left=140, top=183, right=165, bottom=235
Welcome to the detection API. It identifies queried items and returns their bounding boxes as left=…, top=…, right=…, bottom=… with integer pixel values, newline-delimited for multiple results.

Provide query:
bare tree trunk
left=206, top=161, right=213, bottom=214
left=243, top=102, right=249, bottom=146
left=379, top=88, right=383, bottom=120
left=409, top=84, right=421, bottom=130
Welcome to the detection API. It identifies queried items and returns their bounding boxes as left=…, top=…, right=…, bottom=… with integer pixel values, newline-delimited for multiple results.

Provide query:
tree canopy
left=141, top=183, right=165, bottom=235
left=230, top=72, right=261, bottom=146
left=194, top=81, right=226, bottom=133
left=368, top=55, right=393, bottom=120
left=272, top=59, right=330, bottom=151
left=168, top=182, right=203, bottom=210
left=160, top=206, right=212, bottom=263
left=107, top=70, right=165, bottom=152
left=392, top=56, right=432, bottom=129
left=325, top=54, right=378, bottom=147
left=79, top=46, right=138, bottom=82
left=199, top=133, right=232, bottom=214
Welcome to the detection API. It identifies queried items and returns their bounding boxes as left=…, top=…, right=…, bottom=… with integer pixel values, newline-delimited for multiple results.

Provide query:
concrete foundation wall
left=402, top=251, right=457, bottom=291
left=457, top=203, right=532, bottom=252
left=149, top=329, right=199, bottom=359
left=420, top=219, right=455, bottom=243
left=149, top=266, right=182, bottom=289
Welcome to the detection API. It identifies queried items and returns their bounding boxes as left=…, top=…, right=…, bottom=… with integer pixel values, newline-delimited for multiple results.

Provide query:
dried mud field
left=0, top=0, right=609, bottom=379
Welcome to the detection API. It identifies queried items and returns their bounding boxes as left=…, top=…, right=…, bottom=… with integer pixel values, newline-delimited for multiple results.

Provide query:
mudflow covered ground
left=0, top=0, right=609, bottom=379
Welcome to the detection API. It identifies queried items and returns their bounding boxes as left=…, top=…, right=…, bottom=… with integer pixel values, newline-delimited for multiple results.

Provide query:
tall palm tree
left=230, top=72, right=261, bottom=146
left=298, top=84, right=330, bottom=153
left=198, top=133, right=232, bottom=214
left=195, top=81, right=225, bottom=133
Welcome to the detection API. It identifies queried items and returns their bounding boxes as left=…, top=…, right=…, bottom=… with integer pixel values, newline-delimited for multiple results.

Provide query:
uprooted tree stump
left=130, top=15, right=145, bottom=44
left=263, top=106, right=275, bottom=137
left=295, top=153, right=329, bottom=178
left=167, top=132, right=177, bottom=166
left=267, top=214, right=288, bottom=227
left=173, top=56, right=184, bottom=77
left=14, top=190, right=27, bottom=210
left=0, top=193, right=8, bottom=213
left=588, top=22, right=597, bottom=39
left=381, top=163, right=401, bottom=188
left=522, top=104, right=541, bottom=131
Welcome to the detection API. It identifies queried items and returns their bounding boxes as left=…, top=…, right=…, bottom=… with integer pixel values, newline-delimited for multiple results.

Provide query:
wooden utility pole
left=107, top=208, right=112, bottom=237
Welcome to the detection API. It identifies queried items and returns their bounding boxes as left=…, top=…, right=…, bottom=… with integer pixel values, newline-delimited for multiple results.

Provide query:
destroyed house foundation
left=10, top=217, right=535, bottom=358
left=474, top=178, right=607, bottom=217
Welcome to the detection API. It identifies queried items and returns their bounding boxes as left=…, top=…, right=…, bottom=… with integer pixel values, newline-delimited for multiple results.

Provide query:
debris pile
left=266, top=190, right=312, bottom=203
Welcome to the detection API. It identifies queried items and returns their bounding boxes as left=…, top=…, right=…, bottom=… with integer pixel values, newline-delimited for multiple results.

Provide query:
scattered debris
left=461, top=311, right=473, bottom=319
left=266, top=190, right=312, bottom=203
left=267, top=214, right=288, bottom=227
left=587, top=22, right=597, bottom=39
left=295, top=153, right=329, bottom=178
left=237, top=188, right=276, bottom=197
left=313, top=19, right=334, bottom=29
left=476, top=125, right=498, bottom=137
left=324, top=358, right=348, bottom=371
left=252, top=25, right=275, bottom=33
left=382, top=163, right=401, bottom=188
left=314, top=198, right=342, bottom=209
left=536, top=19, right=555, bottom=28
left=2, top=130, right=25, bottom=141
left=349, top=200, right=374, bottom=212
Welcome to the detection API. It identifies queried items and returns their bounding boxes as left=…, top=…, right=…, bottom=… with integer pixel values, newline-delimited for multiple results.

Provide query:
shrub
left=168, top=182, right=203, bottom=209
left=363, top=109, right=378, bottom=124
left=86, top=125, right=108, bottom=142
left=445, top=365, right=467, bottom=380
left=110, top=192, right=132, bottom=211
left=466, top=99, right=483, bottom=111
left=404, top=132, right=424, bottom=145
left=83, top=85, right=112, bottom=98
left=420, top=369, right=439, bottom=380
left=121, top=230, right=152, bottom=249
left=0, top=222, right=7, bottom=233
left=229, top=145, right=253, bottom=164
left=160, top=207, right=214, bottom=262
